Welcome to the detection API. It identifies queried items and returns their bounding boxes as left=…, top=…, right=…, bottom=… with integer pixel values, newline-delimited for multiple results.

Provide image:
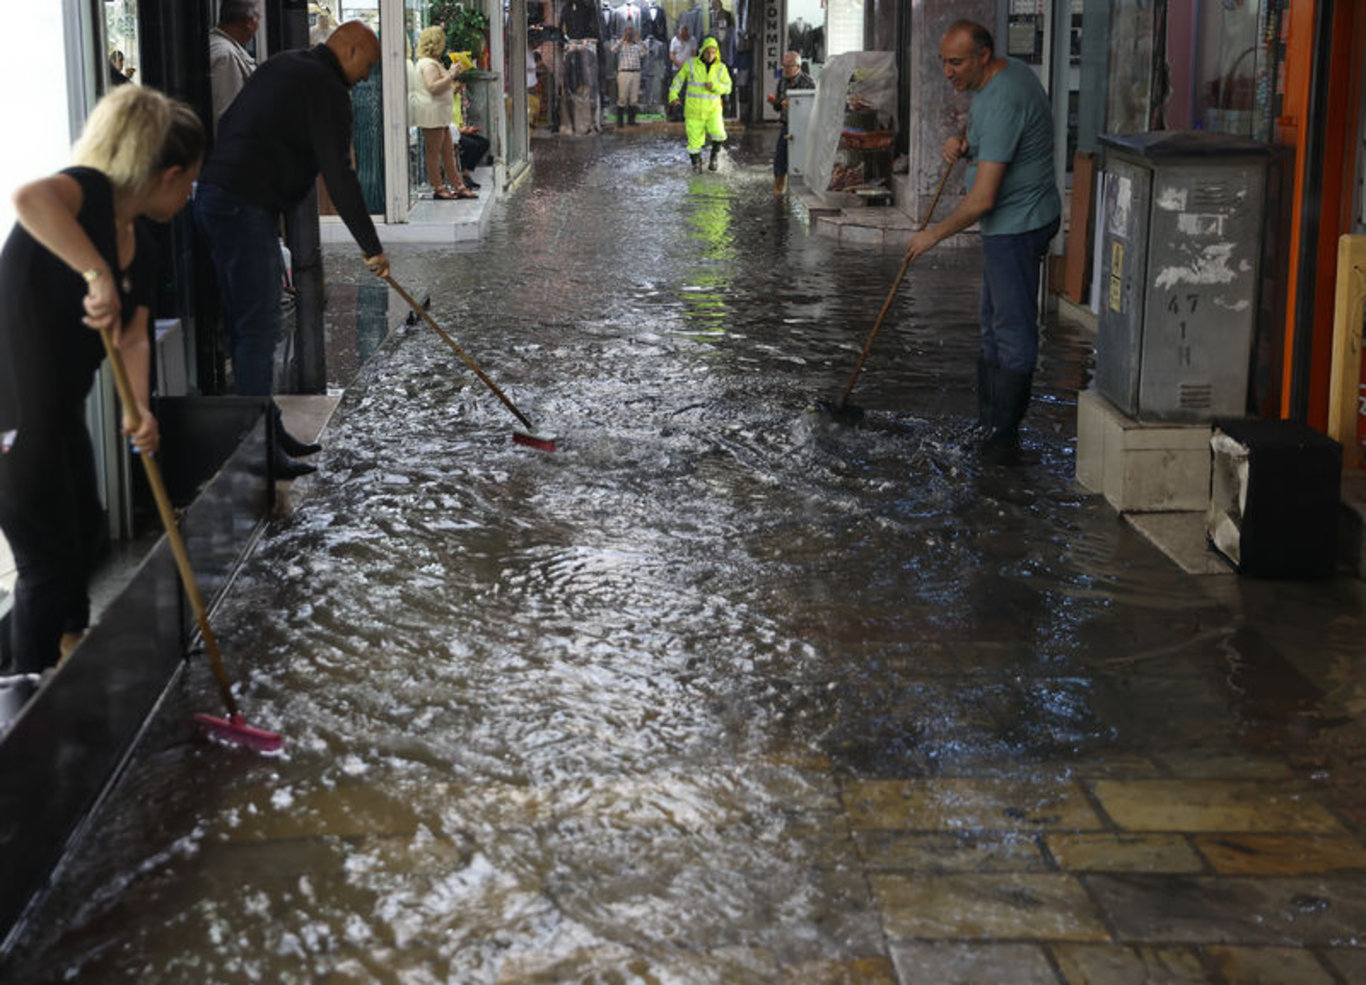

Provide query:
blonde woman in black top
left=0, top=85, right=203, bottom=673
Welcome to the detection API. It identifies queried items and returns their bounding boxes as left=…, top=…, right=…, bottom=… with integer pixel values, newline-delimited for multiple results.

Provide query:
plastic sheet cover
left=801, top=51, right=898, bottom=195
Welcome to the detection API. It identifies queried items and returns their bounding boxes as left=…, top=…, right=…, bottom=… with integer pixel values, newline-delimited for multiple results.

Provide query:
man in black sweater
left=195, top=20, right=390, bottom=477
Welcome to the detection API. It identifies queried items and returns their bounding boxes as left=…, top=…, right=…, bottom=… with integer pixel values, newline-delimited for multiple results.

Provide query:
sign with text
left=762, top=0, right=783, bottom=121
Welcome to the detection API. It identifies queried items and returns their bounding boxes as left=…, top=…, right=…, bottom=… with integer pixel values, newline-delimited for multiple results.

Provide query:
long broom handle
left=96, top=326, right=240, bottom=720
left=838, top=155, right=958, bottom=407
left=384, top=275, right=537, bottom=433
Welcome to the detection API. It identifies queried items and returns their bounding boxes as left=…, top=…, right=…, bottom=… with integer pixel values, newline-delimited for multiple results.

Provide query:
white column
left=380, top=0, right=411, bottom=222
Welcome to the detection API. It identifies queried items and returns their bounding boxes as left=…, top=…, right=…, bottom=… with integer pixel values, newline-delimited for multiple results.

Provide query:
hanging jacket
left=668, top=38, right=730, bottom=117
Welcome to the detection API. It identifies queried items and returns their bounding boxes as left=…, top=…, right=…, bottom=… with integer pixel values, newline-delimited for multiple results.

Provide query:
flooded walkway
left=6, top=133, right=1366, bottom=984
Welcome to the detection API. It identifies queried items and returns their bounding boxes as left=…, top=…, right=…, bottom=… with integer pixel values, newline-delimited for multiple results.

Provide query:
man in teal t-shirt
left=905, top=20, right=1060, bottom=451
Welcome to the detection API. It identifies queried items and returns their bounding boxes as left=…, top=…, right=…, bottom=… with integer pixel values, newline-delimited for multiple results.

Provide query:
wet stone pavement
left=5, top=132, right=1366, bottom=984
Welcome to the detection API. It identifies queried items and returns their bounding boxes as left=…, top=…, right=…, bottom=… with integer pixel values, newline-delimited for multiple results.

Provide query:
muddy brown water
left=5, top=133, right=1364, bottom=983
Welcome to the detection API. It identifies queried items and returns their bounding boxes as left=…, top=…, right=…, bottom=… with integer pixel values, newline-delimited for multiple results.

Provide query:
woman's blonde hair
left=72, top=85, right=205, bottom=193
left=416, top=25, right=447, bottom=60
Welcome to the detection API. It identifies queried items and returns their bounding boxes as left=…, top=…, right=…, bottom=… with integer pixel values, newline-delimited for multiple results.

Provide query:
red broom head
left=512, top=431, right=557, bottom=453
left=193, top=712, right=284, bottom=753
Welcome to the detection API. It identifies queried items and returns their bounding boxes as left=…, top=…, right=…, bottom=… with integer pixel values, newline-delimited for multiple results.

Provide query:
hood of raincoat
left=699, top=37, right=719, bottom=56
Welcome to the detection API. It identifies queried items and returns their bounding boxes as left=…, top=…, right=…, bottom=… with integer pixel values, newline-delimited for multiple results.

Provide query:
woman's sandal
left=452, top=186, right=478, bottom=199
left=434, top=186, right=458, bottom=200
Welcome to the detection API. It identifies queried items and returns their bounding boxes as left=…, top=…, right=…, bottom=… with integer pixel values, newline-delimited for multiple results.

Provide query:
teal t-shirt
left=967, top=57, right=1061, bottom=236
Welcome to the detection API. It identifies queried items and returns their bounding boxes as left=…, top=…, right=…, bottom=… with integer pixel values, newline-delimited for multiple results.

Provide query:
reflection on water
left=6, top=134, right=1365, bottom=982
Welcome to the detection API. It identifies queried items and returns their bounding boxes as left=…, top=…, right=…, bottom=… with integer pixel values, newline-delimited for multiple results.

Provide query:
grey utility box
left=787, top=89, right=816, bottom=181
left=1095, top=131, right=1274, bottom=421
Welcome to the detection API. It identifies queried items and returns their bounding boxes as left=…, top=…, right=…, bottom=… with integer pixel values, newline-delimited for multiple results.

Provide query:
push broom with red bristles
left=97, top=327, right=283, bottom=754
left=385, top=275, right=558, bottom=452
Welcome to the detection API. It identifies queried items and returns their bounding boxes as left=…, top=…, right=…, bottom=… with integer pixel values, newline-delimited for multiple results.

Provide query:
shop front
left=309, top=0, right=528, bottom=224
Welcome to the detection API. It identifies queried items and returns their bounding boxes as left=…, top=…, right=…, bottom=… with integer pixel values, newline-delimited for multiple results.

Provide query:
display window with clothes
left=532, top=0, right=754, bottom=133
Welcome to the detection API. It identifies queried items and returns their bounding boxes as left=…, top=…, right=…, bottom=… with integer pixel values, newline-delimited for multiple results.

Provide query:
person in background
left=667, top=25, right=695, bottom=122
left=526, top=47, right=541, bottom=131
left=611, top=26, right=647, bottom=128
left=768, top=50, right=813, bottom=196
left=0, top=86, right=204, bottom=674
left=412, top=26, right=477, bottom=200
left=208, top=0, right=261, bottom=132
left=310, top=10, right=336, bottom=46
left=669, top=36, right=731, bottom=172
left=108, top=50, right=132, bottom=87
left=450, top=57, right=491, bottom=191
left=904, top=20, right=1060, bottom=453
left=194, top=20, right=391, bottom=480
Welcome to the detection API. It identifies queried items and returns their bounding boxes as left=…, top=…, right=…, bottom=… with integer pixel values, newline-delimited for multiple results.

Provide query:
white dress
left=410, top=56, right=455, bottom=128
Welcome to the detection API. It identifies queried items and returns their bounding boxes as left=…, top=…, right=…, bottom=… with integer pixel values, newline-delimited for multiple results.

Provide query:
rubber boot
left=982, top=366, right=1033, bottom=448
left=627, top=105, right=637, bottom=126
left=975, top=356, right=993, bottom=435
left=708, top=141, right=720, bottom=171
left=690, top=153, right=702, bottom=172
left=774, top=174, right=787, bottom=196
left=616, top=107, right=625, bottom=129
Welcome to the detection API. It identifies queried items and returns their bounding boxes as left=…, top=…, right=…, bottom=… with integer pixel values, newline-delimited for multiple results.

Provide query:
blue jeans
left=979, top=218, right=1060, bottom=374
left=774, top=122, right=790, bottom=176
left=194, top=182, right=282, bottom=397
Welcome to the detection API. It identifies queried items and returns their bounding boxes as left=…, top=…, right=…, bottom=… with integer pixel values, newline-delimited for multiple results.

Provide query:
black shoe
left=464, top=177, right=481, bottom=190
left=276, top=426, right=322, bottom=458
left=708, top=143, right=721, bottom=171
left=272, top=448, right=317, bottom=480
left=690, top=153, right=702, bottom=172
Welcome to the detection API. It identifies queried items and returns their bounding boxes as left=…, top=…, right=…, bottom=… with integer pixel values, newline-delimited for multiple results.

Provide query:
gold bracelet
left=82, top=267, right=104, bottom=285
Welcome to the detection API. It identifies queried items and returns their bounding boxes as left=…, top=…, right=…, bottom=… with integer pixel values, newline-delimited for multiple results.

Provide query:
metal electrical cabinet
left=1095, top=131, right=1274, bottom=421
left=787, top=89, right=816, bottom=182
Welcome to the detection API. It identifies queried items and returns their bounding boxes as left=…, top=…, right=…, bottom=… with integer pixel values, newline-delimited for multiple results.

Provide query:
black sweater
left=200, top=45, right=382, bottom=257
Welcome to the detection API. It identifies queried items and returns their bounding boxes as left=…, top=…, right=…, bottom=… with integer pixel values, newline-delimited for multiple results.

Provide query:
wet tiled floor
left=4, top=132, right=1365, bottom=984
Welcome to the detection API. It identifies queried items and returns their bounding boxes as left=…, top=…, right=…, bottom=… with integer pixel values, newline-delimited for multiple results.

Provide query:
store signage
left=762, top=0, right=782, bottom=121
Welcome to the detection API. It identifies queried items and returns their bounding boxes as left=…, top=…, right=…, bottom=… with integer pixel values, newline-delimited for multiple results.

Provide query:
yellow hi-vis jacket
left=669, top=51, right=731, bottom=122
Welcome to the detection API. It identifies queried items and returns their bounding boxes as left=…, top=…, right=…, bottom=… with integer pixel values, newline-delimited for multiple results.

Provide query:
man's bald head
left=327, top=20, right=381, bottom=86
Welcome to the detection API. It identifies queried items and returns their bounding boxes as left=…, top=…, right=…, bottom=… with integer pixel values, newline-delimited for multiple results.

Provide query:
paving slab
left=1192, top=834, right=1366, bottom=876
left=1045, top=833, right=1205, bottom=874
left=1083, top=874, right=1366, bottom=945
left=872, top=872, right=1111, bottom=941
left=1088, top=780, right=1346, bottom=834
left=889, top=942, right=1058, bottom=984
left=1050, top=943, right=1210, bottom=984
left=780, top=957, right=898, bottom=985
left=1204, top=946, right=1339, bottom=985
left=854, top=830, right=1051, bottom=873
left=843, top=778, right=1104, bottom=832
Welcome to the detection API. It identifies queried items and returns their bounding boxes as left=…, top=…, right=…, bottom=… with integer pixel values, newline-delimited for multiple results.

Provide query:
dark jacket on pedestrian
left=200, top=44, right=381, bottom=256
left=775, top=68, right=814, bottom=124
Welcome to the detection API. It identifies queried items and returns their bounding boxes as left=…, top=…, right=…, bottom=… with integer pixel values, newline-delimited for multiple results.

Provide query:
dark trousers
left=979, top=218, right=1060, bottom=373
left=0, top=404, right=104, bottom=672
left=194, top=182, right=283, bottom=398
left=774, top=122, right=790, bottom=176
left=459, top=131, right=492, bottom=174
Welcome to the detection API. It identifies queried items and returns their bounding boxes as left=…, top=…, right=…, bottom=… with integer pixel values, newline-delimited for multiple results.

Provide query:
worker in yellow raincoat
left=668, top=36, right=731, bottom=172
